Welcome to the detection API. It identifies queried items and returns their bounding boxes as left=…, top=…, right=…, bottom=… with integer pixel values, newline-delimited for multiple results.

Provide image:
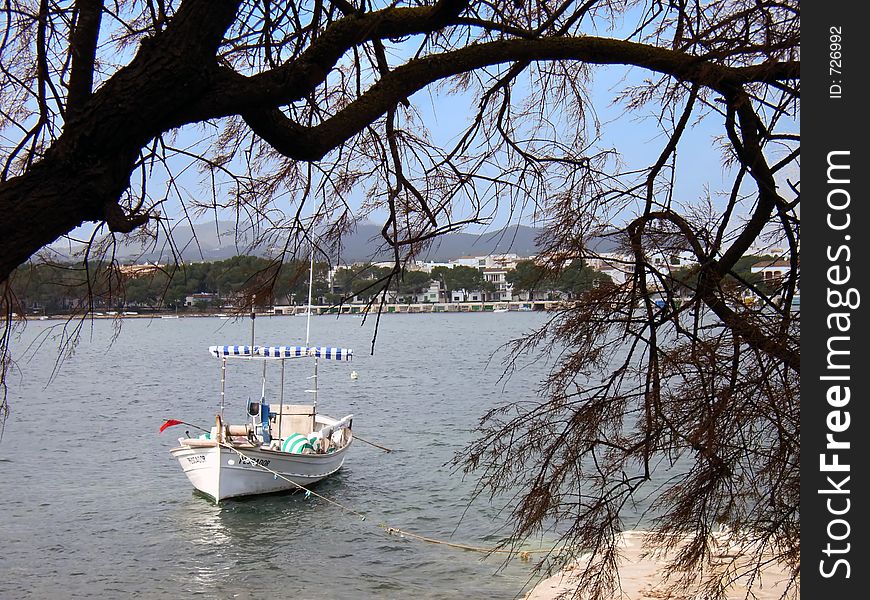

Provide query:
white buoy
left=350, top=370, right=359, bottom=380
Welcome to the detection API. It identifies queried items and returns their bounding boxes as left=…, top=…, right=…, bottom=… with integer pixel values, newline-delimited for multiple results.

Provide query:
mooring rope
left=220, top=442, right=542, bottom=560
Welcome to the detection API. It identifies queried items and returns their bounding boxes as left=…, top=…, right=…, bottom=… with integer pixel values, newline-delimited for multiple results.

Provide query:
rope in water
left=220, top=442, right=543, bottom=560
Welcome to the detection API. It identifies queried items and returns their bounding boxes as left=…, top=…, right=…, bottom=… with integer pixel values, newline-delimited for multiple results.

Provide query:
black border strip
left=801, top=3, right=866, bottom=596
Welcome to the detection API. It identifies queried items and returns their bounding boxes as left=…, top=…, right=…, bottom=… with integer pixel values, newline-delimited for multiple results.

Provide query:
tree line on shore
left=8, top=255, right=610, bottom=313
left=10, top=253, right=779, bottom=315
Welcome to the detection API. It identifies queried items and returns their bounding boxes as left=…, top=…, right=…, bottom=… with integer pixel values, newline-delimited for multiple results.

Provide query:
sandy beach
left=524, top=531, right=797, bottom=600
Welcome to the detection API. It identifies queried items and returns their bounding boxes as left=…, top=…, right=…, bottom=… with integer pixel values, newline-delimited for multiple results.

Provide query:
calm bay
left=1, top=312, right=564, bottom=599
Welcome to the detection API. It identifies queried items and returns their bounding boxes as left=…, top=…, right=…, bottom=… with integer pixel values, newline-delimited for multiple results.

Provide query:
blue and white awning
left=208, top=345, right=352, bottom=361
left=259, top=346, right=353, bottom=361
left=209, top=345, right=256, bottom=357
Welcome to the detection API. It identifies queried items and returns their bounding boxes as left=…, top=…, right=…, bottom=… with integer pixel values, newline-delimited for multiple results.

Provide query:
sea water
left=0, top=313, right=565, bottom=599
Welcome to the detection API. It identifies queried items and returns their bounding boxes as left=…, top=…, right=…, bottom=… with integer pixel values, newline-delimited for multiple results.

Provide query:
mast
left=305, top=215, right=318, bottom=407
left=305, top=243, right=315, bottom=344
left=250, top=294, right=256, bottom=350
left=252, top=293, right=267, bottom=403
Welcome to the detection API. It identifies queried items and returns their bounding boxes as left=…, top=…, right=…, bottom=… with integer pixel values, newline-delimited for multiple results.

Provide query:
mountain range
left=54, top=221, right=618, bottom=264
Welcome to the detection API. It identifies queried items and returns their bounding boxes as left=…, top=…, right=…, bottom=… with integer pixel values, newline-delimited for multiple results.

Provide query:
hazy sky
left=60, top=12, right=797, bottom=253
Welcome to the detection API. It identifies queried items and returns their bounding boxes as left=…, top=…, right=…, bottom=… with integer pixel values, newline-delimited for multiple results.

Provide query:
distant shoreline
left=16, top=300, right=562, bottom=321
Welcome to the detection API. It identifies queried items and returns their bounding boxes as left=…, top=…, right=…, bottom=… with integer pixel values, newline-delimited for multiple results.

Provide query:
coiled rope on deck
left=220, top=443, right=541, bottom=560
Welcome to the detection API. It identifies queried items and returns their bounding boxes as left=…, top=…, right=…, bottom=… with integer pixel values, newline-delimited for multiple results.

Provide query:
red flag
left=159, top=419, right=184, bottom=433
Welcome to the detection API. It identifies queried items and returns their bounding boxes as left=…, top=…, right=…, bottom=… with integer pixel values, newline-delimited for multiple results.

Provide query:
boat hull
left=169, top=440, right=351, bottom=502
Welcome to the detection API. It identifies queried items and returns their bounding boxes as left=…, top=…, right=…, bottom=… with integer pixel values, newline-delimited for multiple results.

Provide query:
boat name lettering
left=239, top=456, right=271, bottom=467
left=186, top=455, right=206, bottom=464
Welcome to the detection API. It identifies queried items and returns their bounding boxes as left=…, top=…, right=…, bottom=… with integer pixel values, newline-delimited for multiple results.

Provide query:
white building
left=751, top=259, right=792, bottom=282
left=585, top=253, right=635, bottom=285
left=413, top=260, right=454, bottom=273
left=451, top=253, right=525, bottom=271
left=451, top=289, right=485, bottom=302
left=420, top=280, right=450, bottom=303
left=185, top=292, right=218, bottom=307
left=483, top=268, right=512, bottom=301
left=648, top=251, right=697, bottom=271
left=586, top=251, right=698, bottom=286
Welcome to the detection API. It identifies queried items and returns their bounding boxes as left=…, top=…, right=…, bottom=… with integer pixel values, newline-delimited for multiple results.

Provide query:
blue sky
left=60, top=11, right=798, bottom=252
left=398, top=60, right=750, bottom=233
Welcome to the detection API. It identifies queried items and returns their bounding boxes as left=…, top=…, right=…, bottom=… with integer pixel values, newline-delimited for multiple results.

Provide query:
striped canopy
left=209, top=345, right=352, bottom=361
left=259, top=346, right=353, bottom=361
left=209, top=345, right=256, bottom=357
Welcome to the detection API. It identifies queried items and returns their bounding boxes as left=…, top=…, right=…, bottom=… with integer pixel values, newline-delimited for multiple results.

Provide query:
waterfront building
left=452, top=253, right=524, bottom=271
left=483, top=268, right=512, bottom=301
left=184, top=292, right=219, bottom=307
left=750, top=258, right=792, bottom=283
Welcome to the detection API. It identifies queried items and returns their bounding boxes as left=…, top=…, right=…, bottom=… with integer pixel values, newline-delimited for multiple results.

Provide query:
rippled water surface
left=1, top=313, right=562, bottom=599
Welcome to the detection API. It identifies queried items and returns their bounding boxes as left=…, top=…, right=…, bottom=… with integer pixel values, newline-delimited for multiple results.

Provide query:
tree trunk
left=0, top=144, right=141, bottom=282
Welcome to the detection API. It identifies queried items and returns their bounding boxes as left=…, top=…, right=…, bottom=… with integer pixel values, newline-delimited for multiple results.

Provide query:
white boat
left=167, top=204, right=353, bottom=503
left=167, top=344, right=354, bottom=502
left=492, top=303, right=509, bottom=313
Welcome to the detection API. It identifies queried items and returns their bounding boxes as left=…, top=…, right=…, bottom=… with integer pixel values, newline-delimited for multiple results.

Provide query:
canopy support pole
left=261, top=360, right=267, bottom=403
left=278, top=359, right=285, bottom=436
left=220, top=357, right=227, bottom=418
left=314, top=358, right=319, bottom=408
